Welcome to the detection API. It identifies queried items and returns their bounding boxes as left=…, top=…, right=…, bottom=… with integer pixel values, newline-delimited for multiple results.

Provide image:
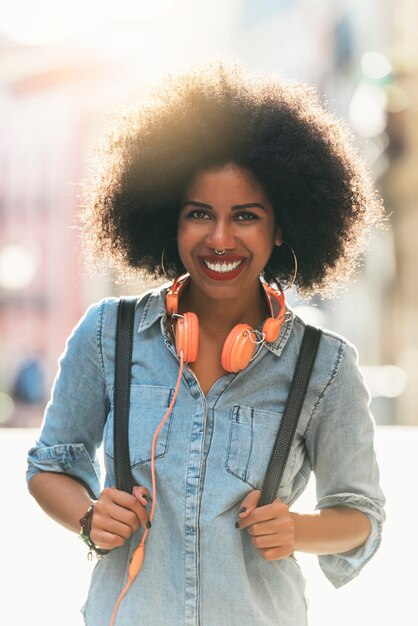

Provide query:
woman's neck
left=178, top=280, right=269, bottom=334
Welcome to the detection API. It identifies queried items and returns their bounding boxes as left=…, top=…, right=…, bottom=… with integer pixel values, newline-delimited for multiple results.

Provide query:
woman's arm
left=290, top=506, right=371, bottom=555
left=236, top=490, right=371, bottom=560
left=28, top=472, right=93, bottom=533
left=29, top=471, right=151, bottom=550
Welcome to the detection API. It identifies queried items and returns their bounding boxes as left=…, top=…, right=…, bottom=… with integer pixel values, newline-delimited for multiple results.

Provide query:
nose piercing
left=214, top=249, right=226, bottom=256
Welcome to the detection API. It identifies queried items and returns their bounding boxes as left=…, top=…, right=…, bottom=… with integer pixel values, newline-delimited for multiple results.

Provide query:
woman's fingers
left=89, top=528, right=126, bottom=550
left=132, top=486, right=152, bottom=529
left=235, top=493, right=295, bottom=561
left=94, top=500, right=140, bottom=533
left=132, top=485, right=151, bottom=507
left=236, top=496, right=289, bottom=530
left=260, top=544, right=294, bottom=561
left=245, top=516, right=293, bottom=537
left=249, top=525, right=294, bottom=548
left=102, top=486, right=150, bottom=527
left=90, top=487, right=151, bottom=549
left=236, top=489, right=261, bottom=521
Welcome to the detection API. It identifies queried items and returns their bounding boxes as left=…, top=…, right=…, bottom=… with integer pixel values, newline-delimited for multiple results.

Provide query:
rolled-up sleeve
left=26, top=300, right=109, bottom=500
left=305, top=338, right=385, bottom=588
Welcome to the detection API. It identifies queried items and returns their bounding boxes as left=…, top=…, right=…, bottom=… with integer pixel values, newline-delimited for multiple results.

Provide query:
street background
left=1, top=0, right=417, bottom=429
left=1, top=1, right=418, bottom=625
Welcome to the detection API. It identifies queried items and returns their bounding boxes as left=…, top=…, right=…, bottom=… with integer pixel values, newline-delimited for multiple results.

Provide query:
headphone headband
left=165, top=274, right=189, bottom=316
left=166, top=275, right=286, bottom=371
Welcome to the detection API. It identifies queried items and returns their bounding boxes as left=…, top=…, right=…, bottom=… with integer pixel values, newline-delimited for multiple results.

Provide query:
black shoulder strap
left=114, top=302, right=321, bottom=502
left=113, top=297, right=137, bottom=493
left=259, top=324, right=322, bottom=507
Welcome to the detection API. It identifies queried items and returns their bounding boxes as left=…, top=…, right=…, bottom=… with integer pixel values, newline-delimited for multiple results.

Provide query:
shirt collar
left=137, top=283, right=170, bottom=333
left=137, top=283, right=295, bottom=358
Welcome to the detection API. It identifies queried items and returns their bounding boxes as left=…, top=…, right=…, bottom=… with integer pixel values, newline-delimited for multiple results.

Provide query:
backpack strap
left=259, top=324, right=322, bottom=506
left=113, top=297, right=137, bottom=493
left=114, top=300, right=321, bottom=504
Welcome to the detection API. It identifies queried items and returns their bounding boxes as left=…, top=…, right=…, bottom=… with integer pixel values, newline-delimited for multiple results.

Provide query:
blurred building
left=379, top=0, right=418, bottom=425
left=0, top=0, right=417, bottom=426
left=0, top=44, right=113, bottom=425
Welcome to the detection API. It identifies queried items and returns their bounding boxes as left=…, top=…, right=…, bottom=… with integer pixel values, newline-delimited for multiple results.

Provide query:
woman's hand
left=90, top=486, right=151, bottom=551
left=236, top=490, right=294, bottom=561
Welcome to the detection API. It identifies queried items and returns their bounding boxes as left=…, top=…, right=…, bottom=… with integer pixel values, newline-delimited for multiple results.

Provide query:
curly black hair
left=81, top=63, right=384, bottom=297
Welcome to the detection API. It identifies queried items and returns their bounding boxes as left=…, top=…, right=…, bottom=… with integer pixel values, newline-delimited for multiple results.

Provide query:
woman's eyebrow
left=231, top=203, right=267, bottom=211
left=181, top=201, right=267, bottom=211
left=181, top=200, right=211, bottom=209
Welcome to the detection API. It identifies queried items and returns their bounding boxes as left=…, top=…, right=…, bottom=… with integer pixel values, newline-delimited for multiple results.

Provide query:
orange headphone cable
left=109, top=352, right=185, bottom=626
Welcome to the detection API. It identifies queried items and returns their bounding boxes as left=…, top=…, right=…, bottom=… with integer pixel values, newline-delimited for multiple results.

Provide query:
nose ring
left=214, top=249, right=226, bottom=256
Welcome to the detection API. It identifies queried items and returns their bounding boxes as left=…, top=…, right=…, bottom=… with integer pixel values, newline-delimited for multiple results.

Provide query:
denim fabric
left=27, top=285, right=385, bottom=626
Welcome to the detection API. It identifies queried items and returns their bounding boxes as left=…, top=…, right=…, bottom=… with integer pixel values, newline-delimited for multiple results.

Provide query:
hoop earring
left=276, top=241, right=298, bottom=290
left=161, top=243, right=187, bottom=280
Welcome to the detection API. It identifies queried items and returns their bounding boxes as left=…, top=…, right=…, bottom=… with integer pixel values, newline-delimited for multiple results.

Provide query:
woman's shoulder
left=78, top=282, right=168, bottom=334
left=67, top=284, right=167, bottom=379
left=289, top=311, right=361, bottom=390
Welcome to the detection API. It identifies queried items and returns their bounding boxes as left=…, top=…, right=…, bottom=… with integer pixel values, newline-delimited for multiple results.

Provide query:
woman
left=27, top=65, right=385, bottom=626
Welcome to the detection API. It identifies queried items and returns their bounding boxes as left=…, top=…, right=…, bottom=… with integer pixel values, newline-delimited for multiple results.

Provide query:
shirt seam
left=304, top=336, right=346, bottom=439
left=96, top=300, right=107, bottom=379
left=138, top=290, right=154, bottom=330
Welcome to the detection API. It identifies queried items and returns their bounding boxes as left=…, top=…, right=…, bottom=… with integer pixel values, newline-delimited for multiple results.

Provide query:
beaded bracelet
left=79, top=504, right=110, bottom=560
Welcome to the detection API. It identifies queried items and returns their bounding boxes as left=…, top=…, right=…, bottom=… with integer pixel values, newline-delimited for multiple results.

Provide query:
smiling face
left=177, top=163, right=281, bottom=304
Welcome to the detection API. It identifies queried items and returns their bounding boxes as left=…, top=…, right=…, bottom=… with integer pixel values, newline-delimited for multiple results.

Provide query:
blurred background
left=1, top=0, right=417, bottom=428
left=0, top=1, right=417, bottom=625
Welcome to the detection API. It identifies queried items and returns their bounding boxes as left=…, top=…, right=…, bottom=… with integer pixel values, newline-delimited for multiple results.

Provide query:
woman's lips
left=199, top=256, right=246, bottom=281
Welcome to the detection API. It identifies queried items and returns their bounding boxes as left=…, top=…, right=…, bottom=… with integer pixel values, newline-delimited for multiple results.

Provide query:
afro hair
left=81, top=63, right=384, bottom=297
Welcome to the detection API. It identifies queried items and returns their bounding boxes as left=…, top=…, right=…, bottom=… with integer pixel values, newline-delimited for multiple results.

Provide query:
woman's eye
left=187, top=209, right=210, bottom=220
left=235, top=212, right=259, bottom=221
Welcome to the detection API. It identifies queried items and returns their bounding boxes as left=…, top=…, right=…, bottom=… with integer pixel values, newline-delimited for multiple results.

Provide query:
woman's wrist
left=79, top=502, right=110, bottom=559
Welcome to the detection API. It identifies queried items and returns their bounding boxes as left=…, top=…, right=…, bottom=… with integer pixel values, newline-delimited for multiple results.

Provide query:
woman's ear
left=274, top=228, right=282, bottom=247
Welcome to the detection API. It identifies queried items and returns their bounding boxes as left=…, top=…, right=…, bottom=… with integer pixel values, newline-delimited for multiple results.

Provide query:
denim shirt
left=27, top=285, right=385, bottom=626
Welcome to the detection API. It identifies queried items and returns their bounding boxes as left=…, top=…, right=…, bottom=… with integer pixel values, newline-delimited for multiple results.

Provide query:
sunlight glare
left=0, top=0, right=175, bottom=45
left=361, top=51, right=392, bottom=80
left=348, top=83, right=387, bottom=138
left=0, top=0, right=88, bottom=45
left=0, top=243, right=40, bottom=290
left=89, top=0, right=174, bottom=20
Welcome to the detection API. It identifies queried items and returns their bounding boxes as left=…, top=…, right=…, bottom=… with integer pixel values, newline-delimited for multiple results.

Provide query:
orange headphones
left=166, top=275, right=286, bottom=372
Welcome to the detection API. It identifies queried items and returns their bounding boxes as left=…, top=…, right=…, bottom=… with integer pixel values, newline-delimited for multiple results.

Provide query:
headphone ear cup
left=262, top=317, right=283, bottom=343
left=175, top=312, right=199, bottom=363
left=221, top=324, right=255, bottom=373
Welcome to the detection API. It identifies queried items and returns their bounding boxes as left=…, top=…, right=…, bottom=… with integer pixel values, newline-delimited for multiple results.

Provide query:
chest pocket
left=104, top=384, right=174, bottom=468
left=226, top=404, right=292, bottom=490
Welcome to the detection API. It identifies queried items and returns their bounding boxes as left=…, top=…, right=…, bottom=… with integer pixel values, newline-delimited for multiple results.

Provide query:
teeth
left=203, top=259, right=243, bottom=273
